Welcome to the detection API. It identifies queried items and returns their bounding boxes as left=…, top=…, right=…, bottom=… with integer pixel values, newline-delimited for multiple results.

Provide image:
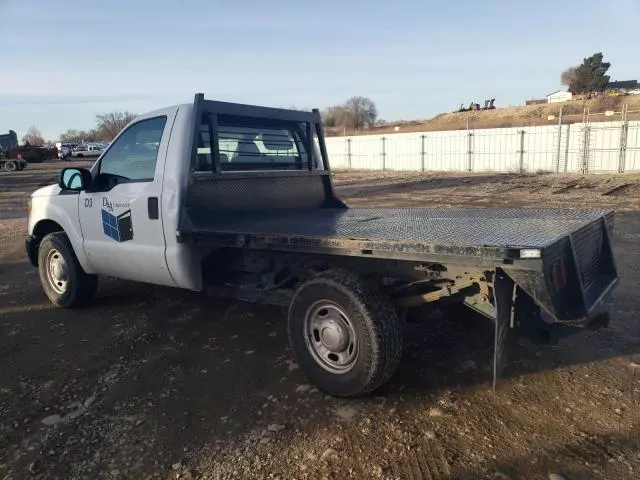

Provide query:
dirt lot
left=1, top=164, right=639, bottom=480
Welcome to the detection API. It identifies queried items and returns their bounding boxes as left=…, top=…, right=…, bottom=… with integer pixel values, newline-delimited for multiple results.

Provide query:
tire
left=37, top=232, right=98, bottom=308
left=4, top=161, right=17, bottom=172
left=288, top=269, right=403, bottom=397
left=76, top=154, right=83, bottom=158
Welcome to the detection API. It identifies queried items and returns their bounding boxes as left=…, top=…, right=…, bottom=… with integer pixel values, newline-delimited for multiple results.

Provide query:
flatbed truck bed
left=184, top=206, right=613, bottom=262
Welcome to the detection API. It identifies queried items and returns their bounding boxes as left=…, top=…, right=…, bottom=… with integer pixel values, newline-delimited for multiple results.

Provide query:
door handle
left=148, top=197, right=159, bottom=219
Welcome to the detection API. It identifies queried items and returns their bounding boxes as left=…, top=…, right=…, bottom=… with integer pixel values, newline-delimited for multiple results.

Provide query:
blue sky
left=0, top=0, right=637, bottom=141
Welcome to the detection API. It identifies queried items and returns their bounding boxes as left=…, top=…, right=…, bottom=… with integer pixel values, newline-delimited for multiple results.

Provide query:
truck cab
left=27, top=100, right=326, bottom=290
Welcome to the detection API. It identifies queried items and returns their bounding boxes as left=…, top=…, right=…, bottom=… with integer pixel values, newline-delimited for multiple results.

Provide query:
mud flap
left=493, top=271, right=515, bottom=390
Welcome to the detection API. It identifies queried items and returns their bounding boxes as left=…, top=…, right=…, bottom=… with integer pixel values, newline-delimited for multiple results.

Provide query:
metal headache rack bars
left=190, top=93, right=330, bottom=175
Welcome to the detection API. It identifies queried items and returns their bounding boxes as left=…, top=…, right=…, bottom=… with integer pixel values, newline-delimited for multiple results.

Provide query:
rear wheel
left=38, top=232, right=98, bottom=308
left=288, top=269, right=403, bottom=397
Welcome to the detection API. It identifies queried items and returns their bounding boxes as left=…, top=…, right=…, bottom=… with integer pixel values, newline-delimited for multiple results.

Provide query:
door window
left=98, top=116, right=167, bottom=189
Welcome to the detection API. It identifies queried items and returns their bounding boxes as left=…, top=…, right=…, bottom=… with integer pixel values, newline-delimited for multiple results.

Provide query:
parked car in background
left=42, top=146, right=60, bottom=160
left=58, top=147, right=72, bottom=160
left=628, top=89, right=640, bottom=96
left=71, top=144, right=103, bottom=158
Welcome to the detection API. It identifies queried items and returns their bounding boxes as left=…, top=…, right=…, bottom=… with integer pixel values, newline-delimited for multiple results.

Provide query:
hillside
left=325, top=95, right=640, bottom=137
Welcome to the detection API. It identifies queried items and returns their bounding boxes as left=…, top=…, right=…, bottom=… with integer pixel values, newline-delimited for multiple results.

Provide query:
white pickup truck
left=71, top=144, right=103, bottom=158
left=25, top=94, right=618, bottom=396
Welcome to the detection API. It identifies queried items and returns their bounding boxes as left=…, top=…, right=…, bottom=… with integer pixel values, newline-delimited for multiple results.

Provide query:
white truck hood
left=31, top=184, right=61, bottom=197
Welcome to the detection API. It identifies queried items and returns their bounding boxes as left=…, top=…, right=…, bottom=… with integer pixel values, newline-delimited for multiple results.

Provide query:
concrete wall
left=325, top=120, right=640, bottom=173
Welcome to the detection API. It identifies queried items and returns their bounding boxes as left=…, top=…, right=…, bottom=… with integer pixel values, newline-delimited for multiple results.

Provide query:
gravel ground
left=0, top=164, right=639, bottom=480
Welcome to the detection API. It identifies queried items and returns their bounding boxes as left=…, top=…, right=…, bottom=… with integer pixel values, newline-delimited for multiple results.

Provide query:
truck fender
left=30, top=202, right=94, bottom=274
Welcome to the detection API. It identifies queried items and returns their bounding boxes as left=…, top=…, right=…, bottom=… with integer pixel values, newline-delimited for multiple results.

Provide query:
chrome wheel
left=304, top=301, right=358, bottom=374
left=45, top=249, right=68, bottom=294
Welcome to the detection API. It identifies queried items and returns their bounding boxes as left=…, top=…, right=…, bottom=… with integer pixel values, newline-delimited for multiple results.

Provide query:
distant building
left=0, top=130, right=19, bottom=150
left=605, top=80, right=638, bottom=93
left=547, top=90, right=573, bottom=103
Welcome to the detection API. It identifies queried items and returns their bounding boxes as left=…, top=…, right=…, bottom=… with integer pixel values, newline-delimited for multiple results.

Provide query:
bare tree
left=322, top=105, right=350, bottom=128
left=22, top=126, right=45, bottom=146
left=59, top=130, right=83, bottom=143
left=59, top=129, right=101, bottom=144
left=95, top=111, right=137, bottom=140
left=322, top=97, right=378, bottom=130
left=59, top=111, right=137, bottom=145
left=343, top=96, right=378, bottom=130
left=561, top=67, right=577, bottom=87
left=321, top=107, right=337, bottom=128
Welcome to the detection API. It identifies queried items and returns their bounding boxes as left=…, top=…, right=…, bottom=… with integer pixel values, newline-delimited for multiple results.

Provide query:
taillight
left=26, top=200, right=32, bottom=218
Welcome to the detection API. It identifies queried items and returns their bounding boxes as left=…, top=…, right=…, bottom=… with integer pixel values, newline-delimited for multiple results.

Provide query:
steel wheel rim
left=45, top=249, right=68, bottom=294
left=303, top=300, right=358, bottom=374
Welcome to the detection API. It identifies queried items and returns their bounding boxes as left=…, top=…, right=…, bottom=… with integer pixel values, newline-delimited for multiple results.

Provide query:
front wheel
left=4, top=161, right=17, bottom=172
left=288, top=269, right=403, bottom=397
left=37, top=232, right=98, bottom=308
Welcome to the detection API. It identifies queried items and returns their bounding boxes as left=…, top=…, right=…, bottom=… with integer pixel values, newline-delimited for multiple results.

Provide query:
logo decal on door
left=102, top=197, right=129, bottom=213
left=100, top=197, right=133, bottom=242
left=101, top=208, right=134, bottom=242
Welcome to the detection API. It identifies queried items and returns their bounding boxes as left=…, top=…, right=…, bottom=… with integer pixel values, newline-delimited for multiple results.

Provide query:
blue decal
left=101, top=208, right=133, bottom=242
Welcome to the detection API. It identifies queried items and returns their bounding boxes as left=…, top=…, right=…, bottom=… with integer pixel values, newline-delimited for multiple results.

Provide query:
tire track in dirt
left=389, top=440, right=451, bottom=480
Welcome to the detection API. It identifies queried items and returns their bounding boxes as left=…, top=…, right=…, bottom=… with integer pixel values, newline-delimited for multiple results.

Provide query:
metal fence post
left=420, top=135, right=425, bottom=171
left=581, top=126, right=591, bottom=174
left=347, top=138, right=352, bottom=168
left=518, top=130, right=525, bottom=173
left=381, top=137, right=386, bottom=170
left=618, top=123, right=629, bottom=173
left=618, top=104, right=629, bottom=173
left=564, top=124, right=571, bottom=173
left=467, top=132, right=473, bottom=172
left=555, top=107, right=563, bottom=173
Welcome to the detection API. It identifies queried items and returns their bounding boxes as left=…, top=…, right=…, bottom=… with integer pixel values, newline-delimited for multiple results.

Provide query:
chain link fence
left=325, top=106, right=640, bottom=173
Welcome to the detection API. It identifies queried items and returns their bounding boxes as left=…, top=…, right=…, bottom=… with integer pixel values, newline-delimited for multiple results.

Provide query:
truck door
left=78, top=113, right=177, bottom=287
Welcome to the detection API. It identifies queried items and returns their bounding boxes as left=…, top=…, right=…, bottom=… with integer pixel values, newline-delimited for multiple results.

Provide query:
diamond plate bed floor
left=186, top=207, right=612, bottom=249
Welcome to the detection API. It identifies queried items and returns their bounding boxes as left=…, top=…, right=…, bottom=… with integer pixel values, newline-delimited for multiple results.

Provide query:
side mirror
left=59, top=168, right=91, bottom=191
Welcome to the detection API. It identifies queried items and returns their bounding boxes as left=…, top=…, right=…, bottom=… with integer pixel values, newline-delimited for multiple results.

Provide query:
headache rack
left=189, top=93, right=331, bottom=175
left=178, top=94, right=346, bottom=228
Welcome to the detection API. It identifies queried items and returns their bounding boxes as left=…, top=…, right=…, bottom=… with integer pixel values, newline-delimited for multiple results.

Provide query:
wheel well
left=28, top=220, right=65, bottom=267
left=34, top=220, right=64, bottom=240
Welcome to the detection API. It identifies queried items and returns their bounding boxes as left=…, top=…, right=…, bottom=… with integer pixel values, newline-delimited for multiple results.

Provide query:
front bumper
left=25, top=235, right=38, bottom=267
